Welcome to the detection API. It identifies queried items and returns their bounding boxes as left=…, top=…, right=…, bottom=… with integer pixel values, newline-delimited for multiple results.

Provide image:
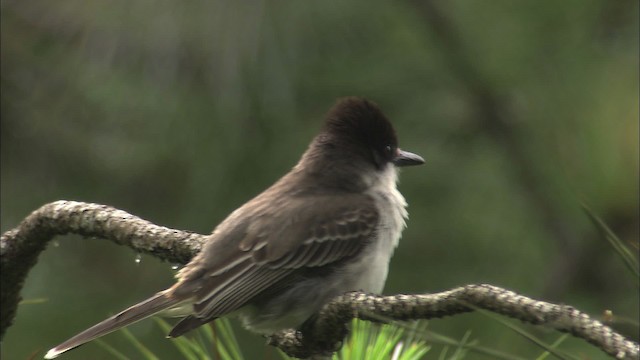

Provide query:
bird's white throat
left=349, top=164, right=409, bottom=293
left=364, top=165, right=408, bottom=248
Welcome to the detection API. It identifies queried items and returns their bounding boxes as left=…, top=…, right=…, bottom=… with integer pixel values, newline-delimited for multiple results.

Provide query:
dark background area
left=2, top=0, right=638, bottom=359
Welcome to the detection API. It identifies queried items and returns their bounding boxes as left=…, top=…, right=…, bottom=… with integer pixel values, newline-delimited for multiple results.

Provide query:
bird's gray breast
left=344, top=165, right=408, bottom=293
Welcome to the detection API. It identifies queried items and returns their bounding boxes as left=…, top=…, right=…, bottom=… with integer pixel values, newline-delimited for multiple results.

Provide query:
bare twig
left=1, top=201, right=637, bottom=359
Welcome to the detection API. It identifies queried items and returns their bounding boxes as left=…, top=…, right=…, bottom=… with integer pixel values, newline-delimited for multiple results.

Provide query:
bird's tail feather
left=44, top=291, right=181, bottom=359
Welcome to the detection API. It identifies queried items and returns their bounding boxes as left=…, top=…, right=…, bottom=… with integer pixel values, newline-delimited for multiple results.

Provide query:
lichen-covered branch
left=0, top=200, right=206, bottom=338
left=1, top=201, right=637, bottom=359
left=269, top=286, right=639, bottom=359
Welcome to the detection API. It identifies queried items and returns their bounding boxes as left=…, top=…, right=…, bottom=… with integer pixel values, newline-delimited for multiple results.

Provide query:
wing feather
left=194, top=266, right=289, bottom=317
left=169, top=193, right=379, bottom=335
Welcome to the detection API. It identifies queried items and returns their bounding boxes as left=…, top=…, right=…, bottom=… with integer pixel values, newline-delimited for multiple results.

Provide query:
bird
left=44, top=96, right=424, bottom=359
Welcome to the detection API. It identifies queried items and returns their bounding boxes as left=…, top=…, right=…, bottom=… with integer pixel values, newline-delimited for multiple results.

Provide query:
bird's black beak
left=393, top=149, right=425, bottom=167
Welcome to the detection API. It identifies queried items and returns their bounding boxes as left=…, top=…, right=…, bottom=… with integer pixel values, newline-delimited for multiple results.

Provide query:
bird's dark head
left=319, top=97, right=424, bottom=170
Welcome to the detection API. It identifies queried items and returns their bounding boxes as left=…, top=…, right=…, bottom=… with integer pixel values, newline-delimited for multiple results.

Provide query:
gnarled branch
left=269, top=287, right=639, bottom=359
left=1, top=201, right=638, bottom=359
left=0, top=200, right=206, bottom=338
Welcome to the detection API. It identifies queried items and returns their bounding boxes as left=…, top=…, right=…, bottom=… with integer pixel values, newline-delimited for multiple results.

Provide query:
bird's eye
left=385, top=145, right=393, bottom=154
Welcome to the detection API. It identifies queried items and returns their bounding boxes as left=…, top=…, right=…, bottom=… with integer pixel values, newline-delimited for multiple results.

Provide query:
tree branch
left=269, top=287, right=639, bottom=359
left=0, top=200, right=206, bottom=338
left=1, top=201, right=637, bottom=359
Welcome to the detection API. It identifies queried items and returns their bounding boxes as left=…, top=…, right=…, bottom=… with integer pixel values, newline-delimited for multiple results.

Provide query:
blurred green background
left=1, top=0, right=638, bottom=359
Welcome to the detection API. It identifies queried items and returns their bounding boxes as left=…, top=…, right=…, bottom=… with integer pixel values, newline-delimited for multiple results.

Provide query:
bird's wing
left=168, top=193, right=379, bottom=335
left=246, top=194, right=379, bottom=268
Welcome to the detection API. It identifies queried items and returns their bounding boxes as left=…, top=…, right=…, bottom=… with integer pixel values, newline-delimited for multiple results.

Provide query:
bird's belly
left=237, top=238, right=396, bottom=334
left=339, top=242, right=392, bottom=293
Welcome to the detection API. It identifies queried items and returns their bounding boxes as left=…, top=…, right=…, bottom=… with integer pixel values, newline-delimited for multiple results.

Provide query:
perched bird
left=45, top=97, right=424, bottom=359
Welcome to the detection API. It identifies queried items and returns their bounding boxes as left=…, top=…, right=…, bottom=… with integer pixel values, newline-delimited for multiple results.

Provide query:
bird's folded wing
left=172, top=193, right=379, bottom=323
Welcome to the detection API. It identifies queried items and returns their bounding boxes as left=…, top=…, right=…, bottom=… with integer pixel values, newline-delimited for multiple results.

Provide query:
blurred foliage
left=1, top=0, right=638, bottom=359
left=113, top=318, right=431, bottom=360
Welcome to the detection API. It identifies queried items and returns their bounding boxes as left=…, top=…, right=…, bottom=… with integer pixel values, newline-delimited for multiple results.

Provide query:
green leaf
left=119, top=327, right=159, bottom=360
left=582, top=203, right=640, bottom=284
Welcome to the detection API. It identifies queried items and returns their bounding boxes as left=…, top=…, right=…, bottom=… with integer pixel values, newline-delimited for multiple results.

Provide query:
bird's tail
left=44, top=290, right=182, bottom=359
